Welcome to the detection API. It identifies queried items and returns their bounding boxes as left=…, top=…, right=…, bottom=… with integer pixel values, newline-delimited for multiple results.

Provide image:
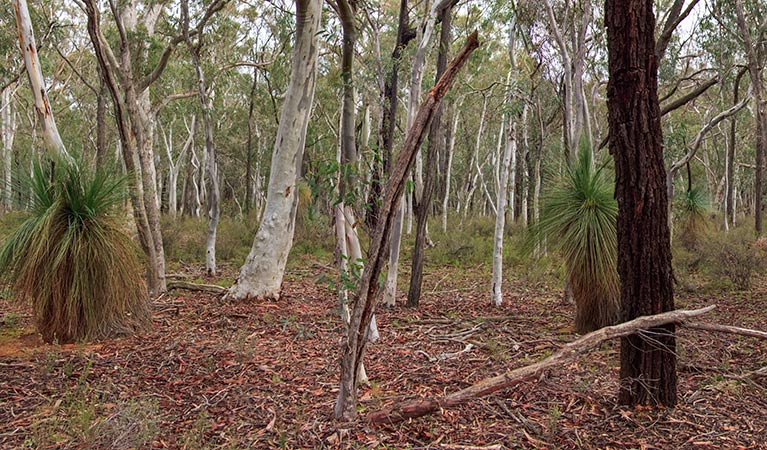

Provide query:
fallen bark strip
left=167, top=280, right=227, bottom=295
left=368, top=305, right=716, bottom=424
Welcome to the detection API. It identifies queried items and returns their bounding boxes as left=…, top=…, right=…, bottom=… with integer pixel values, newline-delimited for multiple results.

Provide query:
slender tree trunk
left=227, top=0, right=322, bottom=301
left=464, top=93, right=489, bottom=217
left=334, top=0, right=377, bottom=379
left=385, top=0, right=451, bottom=305
left=408, top=3, right=452, bottom=307
left=245, top=67, right=258, bottom=215
left=521, top=101, right=530, bottom=227
left=442, top=103, right=459, bottom=232
left=492, top=23, right=517, bottom=307
left=96, top=74, right=108, bottom=169
left=543, top=0, right=575, bottom=161
left=1, top=86, right=16, bottom=212
left=734, top=0, right=766, bottom=235
left=606, top=0, right=677, bottom=406
left=367, top=0, right=416, bottom=231
left=84, top=0, right=174, bottom=295
left=727, top=69, right=747, bottom=228
left=182, top=2, right=221, bottom=276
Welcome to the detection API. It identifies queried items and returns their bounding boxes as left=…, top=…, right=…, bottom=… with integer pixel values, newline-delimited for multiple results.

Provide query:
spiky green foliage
left=0, top=158, right=149, bottom=343
left=675, top=186, right=709, bottom=250
left=528, top=147, right=620, bottom=333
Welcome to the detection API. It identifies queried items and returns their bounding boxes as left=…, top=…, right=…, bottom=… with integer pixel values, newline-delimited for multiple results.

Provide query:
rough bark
left=606, top=0, right=677, bottom=406
left=226, top=0, right=321, bottom=301
left=408, top=3, right=452, bottom=307
left=335, top=32, right=479, bottom=420
left=368, top=306, right=715, bottom=424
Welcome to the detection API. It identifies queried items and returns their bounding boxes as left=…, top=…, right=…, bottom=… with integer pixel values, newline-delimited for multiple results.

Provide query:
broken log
left=167, top=281, right=227, bottom=295
left=368, top=305, right=716, bottom=424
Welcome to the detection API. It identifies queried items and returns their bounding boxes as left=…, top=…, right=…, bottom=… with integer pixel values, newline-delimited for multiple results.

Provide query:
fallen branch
left=167, top=281, right=227, bottom=295
left=683, top=321, right=767, bottom=340
left=368, top=305, right=716, bottom=424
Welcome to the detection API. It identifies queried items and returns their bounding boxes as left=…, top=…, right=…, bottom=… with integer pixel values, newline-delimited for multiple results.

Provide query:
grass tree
left=0, top=160, right=149, bottom=343
left=529, top=146, right=620, bottom=333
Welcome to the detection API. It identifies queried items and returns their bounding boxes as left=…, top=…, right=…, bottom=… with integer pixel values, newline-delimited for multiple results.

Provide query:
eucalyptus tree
left=83, top=0, right=223, bottom=295
left=542, top=0, right=594, bottom=161
left=13, top=0, right=72, bottom=162
left=491, top=17, right=518, bottom=307
left=181, top=0, right=229, bottom=276
left=733, top=0, right=767, bottom=234
left=606, top=0, right=677, bottom=406
left=408, top=1, right=454, bottom=307
left=227, top=0, right=322, bottom=301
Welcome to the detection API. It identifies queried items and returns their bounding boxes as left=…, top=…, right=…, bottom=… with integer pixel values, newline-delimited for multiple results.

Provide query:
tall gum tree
left=84, top=0, right=220, bottom=295
left=606, top=0, right=677, bottom=406
left=226, top=0, right=322, bottom=301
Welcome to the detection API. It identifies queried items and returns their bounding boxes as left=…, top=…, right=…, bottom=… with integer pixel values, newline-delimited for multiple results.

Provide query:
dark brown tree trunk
left=407, top=4, right=452, bottom=307
left=366, top=0, right=416, bottom=231
left=605, top=0, right=677, bottom=407
left=727, top=69, right=747, bottom=225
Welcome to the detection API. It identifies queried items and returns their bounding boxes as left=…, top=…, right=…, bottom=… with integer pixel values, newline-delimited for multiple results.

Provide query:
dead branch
left=368, top=305, right=716, bottom=424
left=683, top=321, right=767, bottom=340
left=167, top=281, right=227, bottom=295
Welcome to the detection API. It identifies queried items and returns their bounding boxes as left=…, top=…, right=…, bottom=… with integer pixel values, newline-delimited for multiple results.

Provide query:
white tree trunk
left=442, top=105, right=460, bottom=232
left=13, top=0, right=72, bottom=162
left=464, top=93, right=489, bottom=217
left=227, top=0, right=321, bottom=300
left=492, top=25, right=518, bottom=307
left=1, top=86, right=16, bottom=212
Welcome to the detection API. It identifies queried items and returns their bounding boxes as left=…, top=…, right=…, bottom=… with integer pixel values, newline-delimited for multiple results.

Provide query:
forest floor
left=1, top=258, right=766, bottom=449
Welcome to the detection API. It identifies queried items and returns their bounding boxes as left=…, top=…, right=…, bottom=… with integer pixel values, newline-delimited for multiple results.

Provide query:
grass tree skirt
left=0, top=158, right=150, bottom=343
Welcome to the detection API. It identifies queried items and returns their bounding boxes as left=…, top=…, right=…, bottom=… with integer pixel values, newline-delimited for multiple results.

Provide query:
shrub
left=0, top=158, right=149, bottom=343
left=701, top=228, right=766, bottom=290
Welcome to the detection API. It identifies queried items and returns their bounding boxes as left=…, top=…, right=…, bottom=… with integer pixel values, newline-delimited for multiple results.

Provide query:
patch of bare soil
left=1, top=264, right=765, bottom=449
